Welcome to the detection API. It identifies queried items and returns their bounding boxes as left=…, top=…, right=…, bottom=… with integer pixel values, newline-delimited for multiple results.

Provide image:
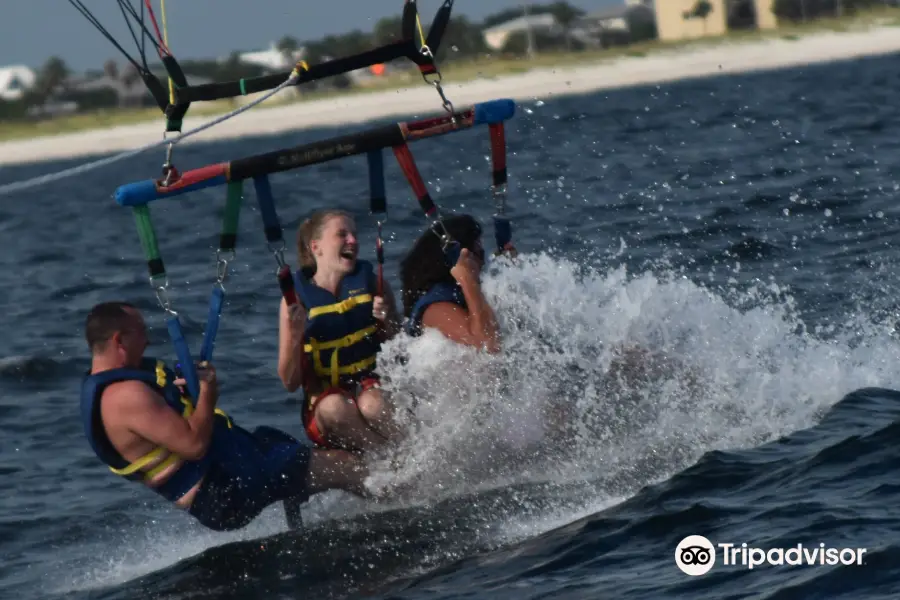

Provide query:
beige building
left=753, top=1, right=778, bottom=30
left=482, top=13, right=563, bottom=51
left=655, top=0, right=777, bottom=42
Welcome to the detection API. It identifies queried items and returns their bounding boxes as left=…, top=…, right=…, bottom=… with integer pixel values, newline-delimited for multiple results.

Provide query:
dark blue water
left=3, top=50, right=900, bottom=599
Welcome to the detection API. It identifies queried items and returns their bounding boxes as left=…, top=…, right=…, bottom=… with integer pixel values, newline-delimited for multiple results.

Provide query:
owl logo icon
left=675, top=535, right=716, bottom=576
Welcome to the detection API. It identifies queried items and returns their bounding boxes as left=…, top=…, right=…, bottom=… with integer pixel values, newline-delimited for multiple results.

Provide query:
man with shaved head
left=79, top=301, right=371, bottom=531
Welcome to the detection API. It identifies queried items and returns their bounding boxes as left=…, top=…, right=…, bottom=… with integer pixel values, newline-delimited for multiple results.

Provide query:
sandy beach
left=1, top=25, right=899, bottom=168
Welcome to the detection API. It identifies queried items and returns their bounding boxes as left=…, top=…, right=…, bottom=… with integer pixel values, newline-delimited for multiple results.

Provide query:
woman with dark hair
left=399, top=214, right=515, bottom=353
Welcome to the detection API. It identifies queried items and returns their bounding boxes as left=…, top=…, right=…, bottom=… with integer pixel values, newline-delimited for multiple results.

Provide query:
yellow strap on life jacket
left=304, top=325, right=378, bottom=353
left=305, top=325, right=378, bottom=386
left=110, top=447, right=170, bottom=477
left=179, top=396, right=232, bottom=429
left=325, top=354, right=377, bottom=387
left=108, top=393, right=193, bottom=480
left=108, top=361, right=231, bottom=480
left=307, top=293, right=373, bottom=319
left=156, top=361, right=167, bottom=387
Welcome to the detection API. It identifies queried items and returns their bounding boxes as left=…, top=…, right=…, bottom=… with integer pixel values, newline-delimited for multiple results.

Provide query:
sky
left=0, top=0, right=620, bottom=72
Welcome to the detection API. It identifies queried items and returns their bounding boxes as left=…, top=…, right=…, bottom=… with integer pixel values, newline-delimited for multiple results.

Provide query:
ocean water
left=2, top=51, right=900, bottom=599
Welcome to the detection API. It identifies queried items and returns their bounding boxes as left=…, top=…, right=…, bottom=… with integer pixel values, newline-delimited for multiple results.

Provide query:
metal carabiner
left=160, top=129, right=175, bottom=177
left=492, top=182, right=508, bottom=215
left=267, top=239, right=287, bottom=272
left=432, top=80, right=456, bottom=121
left=215, top=248, right=235, bottom=288
left=150, top=275, right=177, bottom=316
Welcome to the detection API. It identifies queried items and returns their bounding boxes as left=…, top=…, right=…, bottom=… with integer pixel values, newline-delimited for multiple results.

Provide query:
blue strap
left=367, top=150, right=387, bottom=288
left=443, top=241, right=461, bottom=267
left=167, top=315, right=200, bottom=400
left=493, top=216, right=512, bottom=251
left=254, top=175, right=282, bottom=244
left=367, top=150, right=386, bottom=214
left=430, top=220, right=461, bottom=267
left=200, top=285, right=225, bottom=363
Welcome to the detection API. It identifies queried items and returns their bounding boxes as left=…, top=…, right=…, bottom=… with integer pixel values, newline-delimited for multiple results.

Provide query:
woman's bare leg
left=355, top=388, right=405, bottom=441
left=315, top=393, right=390, bottom=453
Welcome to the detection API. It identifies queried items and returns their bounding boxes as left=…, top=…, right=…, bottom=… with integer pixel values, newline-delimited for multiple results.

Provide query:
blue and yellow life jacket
left=296, top=259, right=381, bottom=389
left=79, top=357, right=234, bottom=502
left=405, top=281, right=467, bottom=337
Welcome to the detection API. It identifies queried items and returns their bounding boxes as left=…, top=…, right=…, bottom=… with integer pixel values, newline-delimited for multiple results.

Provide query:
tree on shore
left=26, top=56, right=70, bottom=105
left=276, top=35, right=301, bottom=63
left=683, top=0, right=714, bottom=33
left=772, top=0, right=881, bottom=21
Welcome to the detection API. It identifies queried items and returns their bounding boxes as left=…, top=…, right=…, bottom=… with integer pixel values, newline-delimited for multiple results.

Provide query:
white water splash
left=365, top=249, right=900, bottom=511
left=56, top=249, right=900, bottom=594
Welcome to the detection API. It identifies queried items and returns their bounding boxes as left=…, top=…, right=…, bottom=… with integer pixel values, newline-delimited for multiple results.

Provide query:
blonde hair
left=297, top=209, right=354, bottom=271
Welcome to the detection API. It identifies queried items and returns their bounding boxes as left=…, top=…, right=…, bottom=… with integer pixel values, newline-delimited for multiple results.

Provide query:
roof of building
left=483, top=13, right=559, bottom=34
left=0, top=66, right=36, bottom=91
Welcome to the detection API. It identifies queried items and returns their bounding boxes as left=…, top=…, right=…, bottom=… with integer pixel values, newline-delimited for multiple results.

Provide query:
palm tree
left=522, top=4, right=536, bottom=58
left=547, top=1, right=583, bottom=50
left=276, top=35, right=301, bottom=66
left=31, top=56, right=70, bottom=104
left=373, top=16, right=404, bottom=46
left=684, top=0, right=714, bottom=34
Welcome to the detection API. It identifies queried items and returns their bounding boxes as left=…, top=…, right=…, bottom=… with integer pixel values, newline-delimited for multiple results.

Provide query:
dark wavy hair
left=399, top=214, right=483, bottom=318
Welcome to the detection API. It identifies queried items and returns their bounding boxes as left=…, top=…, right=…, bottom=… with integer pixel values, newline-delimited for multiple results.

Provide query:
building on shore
left=482, top=13, right=564, bottom=52
left=0, top=66, right=36, bottom=101
left=653, top=0, right=777, bottom=42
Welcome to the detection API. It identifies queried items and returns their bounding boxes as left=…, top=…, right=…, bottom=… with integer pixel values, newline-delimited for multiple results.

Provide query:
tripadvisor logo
left=675, top=535, right=868, bottom=575
left=675, top=535, right=716, bottom=576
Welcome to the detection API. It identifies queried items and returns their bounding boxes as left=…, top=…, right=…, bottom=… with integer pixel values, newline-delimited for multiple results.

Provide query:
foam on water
left=56, top=505, right=288, bottom=594
left=370, top=249, right=899, bottom=491
left=54, top=248, right=900, bottom=595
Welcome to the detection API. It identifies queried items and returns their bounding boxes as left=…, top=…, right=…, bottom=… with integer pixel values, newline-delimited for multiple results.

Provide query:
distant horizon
left=0, top=0, right=617, bottom=72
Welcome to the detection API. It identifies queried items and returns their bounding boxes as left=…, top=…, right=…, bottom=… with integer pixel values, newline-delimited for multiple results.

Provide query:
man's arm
left=108, top=374, right=218, bottom=461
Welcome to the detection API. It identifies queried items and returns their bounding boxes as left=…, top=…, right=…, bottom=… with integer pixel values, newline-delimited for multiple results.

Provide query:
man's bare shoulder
left=101, top=379, right=160, bottom=409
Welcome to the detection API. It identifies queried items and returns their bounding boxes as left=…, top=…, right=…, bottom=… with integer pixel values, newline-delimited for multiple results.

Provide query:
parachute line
left=0, top=72, right=300, bottom=197
left=0, top=1, right=457, bottom=197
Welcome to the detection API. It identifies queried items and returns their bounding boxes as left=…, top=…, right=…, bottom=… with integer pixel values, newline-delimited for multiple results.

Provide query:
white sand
left=1, top=25, right=899, bottom=168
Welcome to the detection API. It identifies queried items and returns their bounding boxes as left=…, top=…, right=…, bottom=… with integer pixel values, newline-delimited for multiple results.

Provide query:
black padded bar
left=174, top=41, right=420, bottom=104
left=229, top=125, right=407, bottom=181
left=172, top=1, right=446, bottom=105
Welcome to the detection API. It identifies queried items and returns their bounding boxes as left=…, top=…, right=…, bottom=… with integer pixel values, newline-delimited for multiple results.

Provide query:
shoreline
left=1, top=26, right=899, bottom=168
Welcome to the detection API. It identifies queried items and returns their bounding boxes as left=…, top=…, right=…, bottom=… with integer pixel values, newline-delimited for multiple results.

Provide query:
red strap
left=393, top=144, right=436, bottom=217
left=142, top=0, right=172, bottom=57
left=489, top=123, right=507, bottom=188
left=277, top=264, right=298, bottom=306
left=375, top=225, right=384, bottom=298
left=377, top=261, right=384, bottom=298
left=304, top=410, right=328, bottom=447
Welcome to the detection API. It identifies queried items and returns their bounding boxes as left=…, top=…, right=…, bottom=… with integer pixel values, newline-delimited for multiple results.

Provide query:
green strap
left=132, top=205, right=165, bottom=277
left=165, top=118, right=183, bottom=133
left=220, top=180, right=243, bottom=251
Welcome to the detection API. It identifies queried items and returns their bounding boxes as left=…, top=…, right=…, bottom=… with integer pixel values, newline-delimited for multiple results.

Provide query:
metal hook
left=267, top=240, right=287, bottom=272
left=492, top=182, right=508, bottom=215
left=215, top=248, right=235, bottom=286
left=150, top=275, right=176, bottom=316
